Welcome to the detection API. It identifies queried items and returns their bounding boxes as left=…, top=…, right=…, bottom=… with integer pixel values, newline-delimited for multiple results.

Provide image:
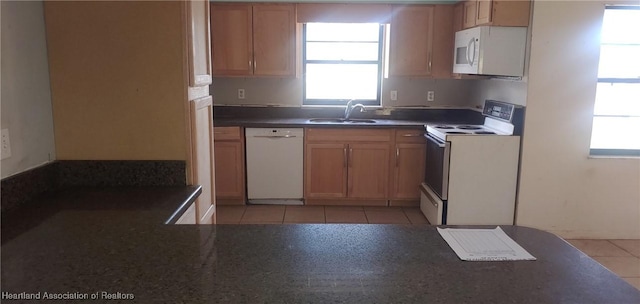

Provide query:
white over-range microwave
left=453, top=26, right=527, bottom=77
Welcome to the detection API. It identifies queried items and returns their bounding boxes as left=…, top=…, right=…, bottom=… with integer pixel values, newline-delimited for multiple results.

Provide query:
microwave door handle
left=466, top=38, right=474, bottom=66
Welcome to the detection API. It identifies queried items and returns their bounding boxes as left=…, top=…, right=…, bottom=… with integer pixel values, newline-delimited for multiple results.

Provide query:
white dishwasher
left=245, top=128, right=304, bottom=205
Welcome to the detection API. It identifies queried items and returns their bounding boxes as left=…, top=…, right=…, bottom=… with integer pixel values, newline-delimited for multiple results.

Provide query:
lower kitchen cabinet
left=347, top=143, right=390, bottom=199
left=304, top=143, right=348, bottom=198
left=390, top=129, right=426, bottom=206
left=213, top=126, right=246, bottom=205
left=304, top=129, right=391, bottom=205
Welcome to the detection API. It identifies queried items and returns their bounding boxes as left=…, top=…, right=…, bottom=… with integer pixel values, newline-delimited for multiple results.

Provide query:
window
left=302, top=23, right=384, bottom=106
left=590, top=6, right=640, bottom=156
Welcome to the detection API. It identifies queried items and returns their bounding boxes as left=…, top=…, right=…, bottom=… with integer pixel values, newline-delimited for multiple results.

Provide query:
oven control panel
left=483, top=100, right=515, bottom=122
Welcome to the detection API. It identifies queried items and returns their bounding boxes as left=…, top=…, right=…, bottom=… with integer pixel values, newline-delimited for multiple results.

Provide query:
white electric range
left=420, top=100, right=524, bottom=225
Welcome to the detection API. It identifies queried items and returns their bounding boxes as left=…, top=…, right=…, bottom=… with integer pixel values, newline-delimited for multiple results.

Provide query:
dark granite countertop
left=212, top=106, right=486, bottom=129
left=214, top=117, right=435, bottom=128
left=2, top=189, right=639, bottom=303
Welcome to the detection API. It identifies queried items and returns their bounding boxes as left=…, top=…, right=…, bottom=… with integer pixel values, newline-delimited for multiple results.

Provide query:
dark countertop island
left=2, top=188, right=639, bottom=303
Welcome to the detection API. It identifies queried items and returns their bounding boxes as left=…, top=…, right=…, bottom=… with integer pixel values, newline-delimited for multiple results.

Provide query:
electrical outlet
left=1, top=128, right=11, bottom=160
left=427, top=91, right=435, bottom=102
left=390, top=90, right=397, bottom=101
left=238, top=89, right=245, bottom=99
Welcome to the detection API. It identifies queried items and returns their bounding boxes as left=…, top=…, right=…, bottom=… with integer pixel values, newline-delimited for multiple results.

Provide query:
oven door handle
left=424, top=133, right=445, bottom=148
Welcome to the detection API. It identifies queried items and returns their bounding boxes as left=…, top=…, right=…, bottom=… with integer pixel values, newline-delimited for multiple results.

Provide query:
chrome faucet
left=344, top=99, right=366, bottom=120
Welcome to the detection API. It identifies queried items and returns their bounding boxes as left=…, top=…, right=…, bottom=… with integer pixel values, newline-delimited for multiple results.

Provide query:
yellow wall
left=44, top=1, right=186, bottom=160
left=516, top=0, right=640, bottom=239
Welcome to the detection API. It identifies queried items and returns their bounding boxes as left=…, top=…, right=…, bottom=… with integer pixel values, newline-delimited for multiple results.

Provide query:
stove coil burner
left=434, top=125, right=455, bottom=129
left=457, top=125, right=482, bottom=130
left=475, top=131, right=496, bottom=134
left=446, top=131, right=468, bottom=134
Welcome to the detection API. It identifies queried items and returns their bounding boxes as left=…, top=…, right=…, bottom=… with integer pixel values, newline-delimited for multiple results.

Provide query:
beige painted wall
left=211, top=77, right=474, bottom=107
left=45, top=1, right=186, bottom=160
left=1, top=1, right=56, bottom=178
left=516, top=0, right=640, bottom=239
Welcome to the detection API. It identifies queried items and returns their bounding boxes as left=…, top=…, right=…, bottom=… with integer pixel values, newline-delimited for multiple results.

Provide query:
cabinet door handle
left=402, top=133, right=422, bottom=137
left=349, top=148, right=353, bottom=168
left=343, top=147, right=348, bottom=168
left=396, top=147, right=400, bottom=167
left=428, top=52, right=432, bottom=73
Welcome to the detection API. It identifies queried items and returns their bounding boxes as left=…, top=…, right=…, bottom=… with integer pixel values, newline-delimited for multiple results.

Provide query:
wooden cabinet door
left=453, top=2, right=464, bottom=33
left=214, top=141, right=245, bottom=200
left=347, top=143, right=390, bottom=199
left=476, top=0, right=493, bottom=25
left=186, top=0, right=212, bottom=87
left=392, top=143, right=426, bottom=200
left=462, top=0, right=477, bottom=29
left=252, top=4, right=296, bottom=76
left=210, top=4, right=253, bottom=76
left=190, top=96, right=216, bottom=224
left=431, top=5, right=454, bottom=79
left=305, top=143, right=348, bottom=199
left=389, top=5, right=434, bottom=76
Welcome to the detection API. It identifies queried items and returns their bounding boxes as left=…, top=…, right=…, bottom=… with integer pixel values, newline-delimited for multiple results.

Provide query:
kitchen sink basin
left=307, top=118, right=377, bottom=124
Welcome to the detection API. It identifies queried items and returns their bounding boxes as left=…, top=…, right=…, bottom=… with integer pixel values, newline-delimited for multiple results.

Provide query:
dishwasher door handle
left=252, top=135, right=297, bottom=139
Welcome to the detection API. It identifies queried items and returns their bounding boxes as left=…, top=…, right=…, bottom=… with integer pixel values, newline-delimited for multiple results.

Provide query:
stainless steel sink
left=307, top=118, right=377, bottom=124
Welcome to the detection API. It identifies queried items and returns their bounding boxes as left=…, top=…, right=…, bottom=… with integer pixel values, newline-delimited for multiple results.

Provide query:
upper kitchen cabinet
left=461, top=0, right=531, bottom=29
left=187, top=0, right=212, bottom=88
left=210, top=4, right=253, bottom=76
left=389, top=5, right=434, bottom=77
left=187, top=0, right=212, bottom=101
left=253, top=4, right=296, bottom=76
left=453, top=2, right=464, bottom=33
left=389, top=5, right=453, bottom=78
left=210, top=3, right=296, bottom=77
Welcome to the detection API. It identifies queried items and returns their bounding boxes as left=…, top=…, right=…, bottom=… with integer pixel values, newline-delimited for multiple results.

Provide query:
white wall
left=516, top=0, right=640, bottom=239
left=0, top=1, right=56, bottom=178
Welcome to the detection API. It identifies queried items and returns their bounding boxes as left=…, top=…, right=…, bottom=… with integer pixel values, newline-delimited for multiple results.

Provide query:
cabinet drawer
left=306, top=128, right=392, bottom=143
left=214, top=126, right=242, bottom=141
left=395, top=129, right=426, bottom=143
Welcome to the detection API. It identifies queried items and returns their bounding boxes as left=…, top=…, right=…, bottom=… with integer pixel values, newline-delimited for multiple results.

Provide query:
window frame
left=589, top=5, right=640, bottom=157
left=302, top=23, right=385, bottom=106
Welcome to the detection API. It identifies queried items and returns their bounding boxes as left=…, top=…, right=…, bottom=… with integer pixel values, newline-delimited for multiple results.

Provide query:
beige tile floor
left=217, top=205, right=428, bottom=225
left=217, top=205, right=639, bottom=291
left=566, top=239, right=640, bottom=290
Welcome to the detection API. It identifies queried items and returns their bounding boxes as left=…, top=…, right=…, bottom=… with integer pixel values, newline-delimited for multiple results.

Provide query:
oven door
left=424, top=133, right=450, bottom=200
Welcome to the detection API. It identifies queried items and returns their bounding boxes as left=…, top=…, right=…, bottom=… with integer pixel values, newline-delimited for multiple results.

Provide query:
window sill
left=589, top=149, right=640, bottom=159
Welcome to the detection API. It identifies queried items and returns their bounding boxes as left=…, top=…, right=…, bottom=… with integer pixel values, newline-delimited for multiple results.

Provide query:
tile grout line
left=607, top=240, right=639, bottom=258
left=238, top=206, right=247, bottom=224
left=402, top=208, right=413, bottom=225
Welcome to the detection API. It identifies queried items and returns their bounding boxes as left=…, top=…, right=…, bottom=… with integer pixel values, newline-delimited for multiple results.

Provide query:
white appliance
left=453, top=26, right=527, bottom=77
left=420, top=100, right=523, bottom=225
left=245, top=128, right=304, bottom=205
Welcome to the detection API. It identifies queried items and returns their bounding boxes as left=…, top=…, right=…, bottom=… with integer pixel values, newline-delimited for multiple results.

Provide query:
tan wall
left=516, top=0, right=640, bottom=239
left=1, top=1, right=56, bottom=178
left=211, top=77, right=474, bottom=107
left=45, top=1, right=186, bottom=160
